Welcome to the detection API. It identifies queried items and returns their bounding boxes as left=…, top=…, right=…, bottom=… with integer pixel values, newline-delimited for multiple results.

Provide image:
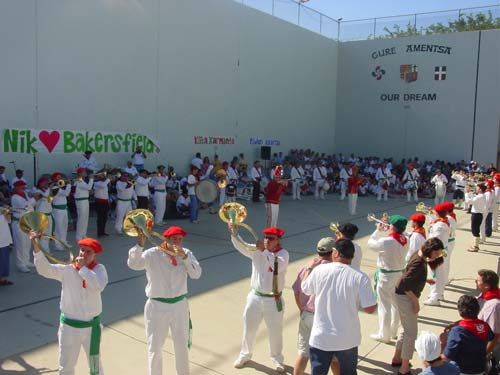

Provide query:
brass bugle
left=1, top=206, right=11, bottom=215
left=219, top=202, right=259, bottom=244
left=416, top=202, right=433, bottom=214
left=329, top=222, right=340, bottom=237
left=367, top=213, right=390, bottom=230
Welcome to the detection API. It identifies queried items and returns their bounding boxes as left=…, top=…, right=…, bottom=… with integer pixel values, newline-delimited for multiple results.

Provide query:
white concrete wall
left=335, top=30, right=500, bottom=165
left=0, top=0, right=338, bottom=182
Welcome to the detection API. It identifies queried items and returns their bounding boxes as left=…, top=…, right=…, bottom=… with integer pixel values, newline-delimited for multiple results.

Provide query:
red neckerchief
left=412, top=227, right=426, bottom=240
left=388, top=232, right=407, bottom=247
left=161, top=243, right=177, bottom=266
left=268, top=245, right=282, bottom=272
left=12, top=191, right=27, bottom=199
left=459, top=318, right=490, bottom=340
left=72, top=261, right=98, bottom=288
left=448, top=212, right=457, bottom=221
left=431, top=217, right=450, bottom=227
left=480, top=288, right=500, bottom=300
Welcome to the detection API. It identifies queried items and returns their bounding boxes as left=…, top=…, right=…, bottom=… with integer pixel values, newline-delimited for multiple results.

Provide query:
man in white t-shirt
left=131, top=146, right=147, bottom=170
left=302, top=239, right=377, bottom=375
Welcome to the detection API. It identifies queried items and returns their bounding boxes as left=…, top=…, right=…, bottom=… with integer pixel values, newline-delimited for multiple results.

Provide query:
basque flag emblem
left=434, top=66, right=446, bottom=80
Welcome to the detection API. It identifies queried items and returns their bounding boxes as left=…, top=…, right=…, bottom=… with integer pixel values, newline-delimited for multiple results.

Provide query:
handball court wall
left=0, top=0, right=338, bottom=181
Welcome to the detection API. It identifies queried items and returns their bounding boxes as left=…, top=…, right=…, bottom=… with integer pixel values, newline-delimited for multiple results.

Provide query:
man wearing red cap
left=424, top=203, right=451, bottom=306
left=11, top=180, right=37, bottom=273
left=74, top=168, right=94, bottom=241
left=31, top=234, right=108, bottom=375
left=406, top=213, right=426, bottom=261
left=128, top=225, right=202, bottom=375
left=33, top=176, right=54, bottom=251
left=114, top=172, right=137, bottom=234
left=264, top=166, right=288, bottom=227
left=403, top=163, right=420, bottom=203
left=51, top=173, right=72, bottom=250
left=230, top=225, right=289, bottom=372
left=347, top=166, right=363, bottom=215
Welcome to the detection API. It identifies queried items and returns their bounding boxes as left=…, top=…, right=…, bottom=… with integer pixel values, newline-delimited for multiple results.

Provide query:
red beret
left=76, top=167, right=86, bottom=174
left=262, top=227, right=285, bottom=237
left=190, top=165, right=199, bottom=171
left=77, top=238, right=103, bottom=253
left=163, top=225, right=187, bottom=238
left=410, top=213, right=426, bottom=223
left=37, top=177, right=48, bottom=185
left=487, top=179, right=494, bottom=187
left=495, top=173, right=500, bottom=181
left=434, top=203, right=447, bottom=212
left=408, top=162, right=414, bottom=168
left=13, top=180, right=26, bottom=187
left=442, top=202, right=455, bottom=211
left=51, top=172, right=62, bottom=181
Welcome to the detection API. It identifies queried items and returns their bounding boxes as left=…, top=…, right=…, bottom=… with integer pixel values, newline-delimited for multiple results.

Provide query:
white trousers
left=154, top=192, right=166, bottom=224
left=239, top=292, right=284, bottom=363
left=377, top=187, right=388, bottom=201
left=434, top=192, right=446, bottom=205
left=292, top=181, right=301, bottom=200
left=12, top=220, right=31, bottom=269
left=58, top=323, right=104, bottom=375
left=38, top=213, right=53, bottom=251
left=429, top=242, right=453, bottom=301
left=145, top=298, right=190, bottom=375
left=340, top=180, right=347, bottom=200
left=75, top=200, right=89, bottom=241
left=266, top=203, right=279, bottom=227
left=348, top=193, right=357, bottom=215
left=376, top=272, right=401, bottom=340
left=114, top=200, right=132, bottom=233
left=314, top=181, right=325, bottom=200
left=493, top=203, right=499, bottom=230
left=52, top=207, right=69, bottom=250
left=219, top=189, right=226, bottom=207
left=406, top=190, right=418, bottom=202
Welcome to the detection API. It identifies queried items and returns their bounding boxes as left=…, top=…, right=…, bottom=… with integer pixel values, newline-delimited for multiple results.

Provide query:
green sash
left=52, top=204, right=68, bottom=209
left=117, top=198, right=132, bottom=202
left=152, top=294, right=192, bottom=349
left=253, top=289, right=283, bottom=312
left=373, top=268, right=404, bottom=298
left=60, top=313, right=101, bottom=375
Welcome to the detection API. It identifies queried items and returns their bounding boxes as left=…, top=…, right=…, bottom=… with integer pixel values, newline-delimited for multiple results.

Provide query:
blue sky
left=302, top=0, right=499, bottom=20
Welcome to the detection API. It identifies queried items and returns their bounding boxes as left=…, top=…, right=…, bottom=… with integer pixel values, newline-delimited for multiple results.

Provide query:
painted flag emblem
left=371, top=66, right=386, bottom=80
left=400, top=64, right=418, bottom=82
left=434, top=66, right=447, bottom=80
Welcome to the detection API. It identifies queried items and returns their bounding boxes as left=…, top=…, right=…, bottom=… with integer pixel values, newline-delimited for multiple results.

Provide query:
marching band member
left=375, top=162, right=392, bottom=202
left=347, top=166, right=363, bottom=215
left=93, top=175, right=111, bottom=237
left=127, top=225, right=202, bottom=375
left=442, top=202, right=457, bottom=289
left=123, top=161, right=138, bottom=177
left=368, top=215, right=408, bottom=343
left=10, top=169, right=27, bottom=190
left=51, top=173, right=72, bottom=251
left=78, top=150, right=98, bottom=174
left=74, top=168, right=94, bottom=241
left=484, top=179, right=495, bottom=238
left=187, top=166, right=200, bottom=224
left=339, top=162, right=350, bottom=201
left=11, top=180, right=37, bottom=273
left=264, top=166, right=288, bottom=227
left=431, top=169, right=448, bottom=205
left=468, top=184, right=487, bottom=252
left=494, top=174, right=500, bottom=231
left=33, top=177, right=54, bottom=251
left=313, top=161, right=328, bottom=200
left=290, top=162, right=304, bottom=201
left=424, top=203, right=451, bottom=306
left=406, top=213, right=426, bottom=261
left=451, top=170, right=466, bottom=209
left=32, top=234, right=108, bottom=375
left=131, top=146, right=147, bottom=171
left=231, top=226, right=289, bottom=373
left=150, top=165, right=168, bottom=225
left=135, top=169, right=151, bottom=210
left=337, top=223, right=362, bottom=270
left=403, top=162, right=420, bottom=203
left=250, top=160, right=263, bottom=203
left=114, top=172, right=137, bottom=234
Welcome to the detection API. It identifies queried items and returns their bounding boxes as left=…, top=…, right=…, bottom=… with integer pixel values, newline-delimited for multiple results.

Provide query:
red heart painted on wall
left=38, top=130, right=60, bottom=153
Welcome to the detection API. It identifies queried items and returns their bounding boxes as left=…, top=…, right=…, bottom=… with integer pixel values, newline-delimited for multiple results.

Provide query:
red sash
left=431, top=217, right=450, bottom=227
left=412, top=227, right=426, bottom=240
left=12, top=192, right=27, bottom=199
left=388, top=232, right=407, bottom=247
left=459, top=318, right=490, bottom=340
left=72, top=261, right=98, bottom=288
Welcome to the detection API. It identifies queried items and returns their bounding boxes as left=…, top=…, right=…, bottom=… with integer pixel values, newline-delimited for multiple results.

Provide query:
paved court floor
left=0, top=192, right=497, bottom=374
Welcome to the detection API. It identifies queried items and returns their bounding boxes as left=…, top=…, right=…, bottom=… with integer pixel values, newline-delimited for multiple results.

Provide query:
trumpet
left=367, top=212, right=390, bottom=230
left=123, top=209, right=182, bottom=257
left=219, top=202, right=259, bottom=246
left=416, top=202, right=433, bottom=214
left=329, top=222, right=340, bottom=237
left=1, top=206, right=11, bottom=215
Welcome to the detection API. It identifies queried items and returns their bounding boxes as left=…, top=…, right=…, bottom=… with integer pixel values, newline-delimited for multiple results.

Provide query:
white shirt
left=176, top=195, right=190, bottom=209
left=227, top=166, right=238, bottom=181
left=187, top=174, right=197, bottom=195
left=486, top=190, right=496, bottom=213
left=231, top=235, right=289, bottom=294
left=495, top=186, right=500, bottom=204
left=250, top=166, right=262, bottom=182
left=452, top=173, right=466, bottom=188
left=34, top=251, right=108, bottom=321
left=52, top=185, right=71, bottom=206
left=375, top=167, right=392, bottom=181
left=313, top=166, right=327, bottom=182
left=79, top=156, right=98, bottom=171
left=471, top=193, right=487, bottom=214
left=0, top=214, right=13, bottom=247
left=291, top=166, right=304, bottom=181
left=116, top=181, right=136, bottom=200
left=428, top=219, right=450, bottom=248
left=74, top=178, right=94, bottom=199
left=191, top=157, right=203, bottom=170
left=93, top=179, right=110, bottom=200
left=339, top=167, right=350, bottom=181
left=406, top=231, right=426, bottom=261
left=135, top=176, right=151, bottom=197
left=132, top=152, right=146, bottom=165
left=124, top=166, right=138, bottom=177
left=127, top=245, right=202, bottom=298
left=150, top=175, right=167, bottom=191
left=431, top=174, right=448, bottom=186
left=33, top=188, right=52, bottom=214
left=351, top=241, right=363, bottom=270
left=367, top=230, right=407, bottom=270
left=11, top=193, right=36, bottom=219
left=200, top=165, right=214, bottom=181
left=302, top=262, right=376, bottom=351
left=403, top=169, right=420, bottom=182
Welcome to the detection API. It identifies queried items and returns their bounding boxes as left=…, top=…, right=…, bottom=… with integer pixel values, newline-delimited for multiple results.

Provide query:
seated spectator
left=442, top=294, right=494, bottom=375
left=476, top=269, right=500, bottom=357
left=415, top=331, right=459, bottom=375
left=176, top=188, right=190, bottom=218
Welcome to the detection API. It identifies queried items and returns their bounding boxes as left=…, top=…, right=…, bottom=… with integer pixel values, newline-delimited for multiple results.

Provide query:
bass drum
left=196, top=180, right=219, bottom=203
left=226, top=183, right=237, bottom=197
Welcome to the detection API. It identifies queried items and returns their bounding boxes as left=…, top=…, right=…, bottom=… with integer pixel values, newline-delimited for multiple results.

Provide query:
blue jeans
left=310, top=346, right=358, bottom=375
left=0, top=245, right=11, bottom=277
left=134, top=164, right=144, bottom=171
left=189, top=195, right=198, bottom=222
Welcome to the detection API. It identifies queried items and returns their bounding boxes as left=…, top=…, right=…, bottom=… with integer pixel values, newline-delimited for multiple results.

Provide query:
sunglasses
left=264, top=236, right=278, bottom=241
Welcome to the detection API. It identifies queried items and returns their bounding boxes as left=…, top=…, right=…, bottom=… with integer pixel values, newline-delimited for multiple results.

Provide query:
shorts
left=298, top=311, right=314, bottom=357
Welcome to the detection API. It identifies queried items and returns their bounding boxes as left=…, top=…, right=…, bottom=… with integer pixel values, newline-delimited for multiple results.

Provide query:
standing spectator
left=302, top=238, right=377, bottom=375
left=250, top=160, right=263, bottom=203
left=187, top=166, right=200, bottom=224
left=131, top=146, right=147, bottom=170
left=78, top=151, right=98, bottom=173
left=391, top=237, right=445, bottom=375
left=476, top=269, right=500, bottom=357
left=0, top=205, right=13, bottom=285
left=442, top=295, right=494, bottom=375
